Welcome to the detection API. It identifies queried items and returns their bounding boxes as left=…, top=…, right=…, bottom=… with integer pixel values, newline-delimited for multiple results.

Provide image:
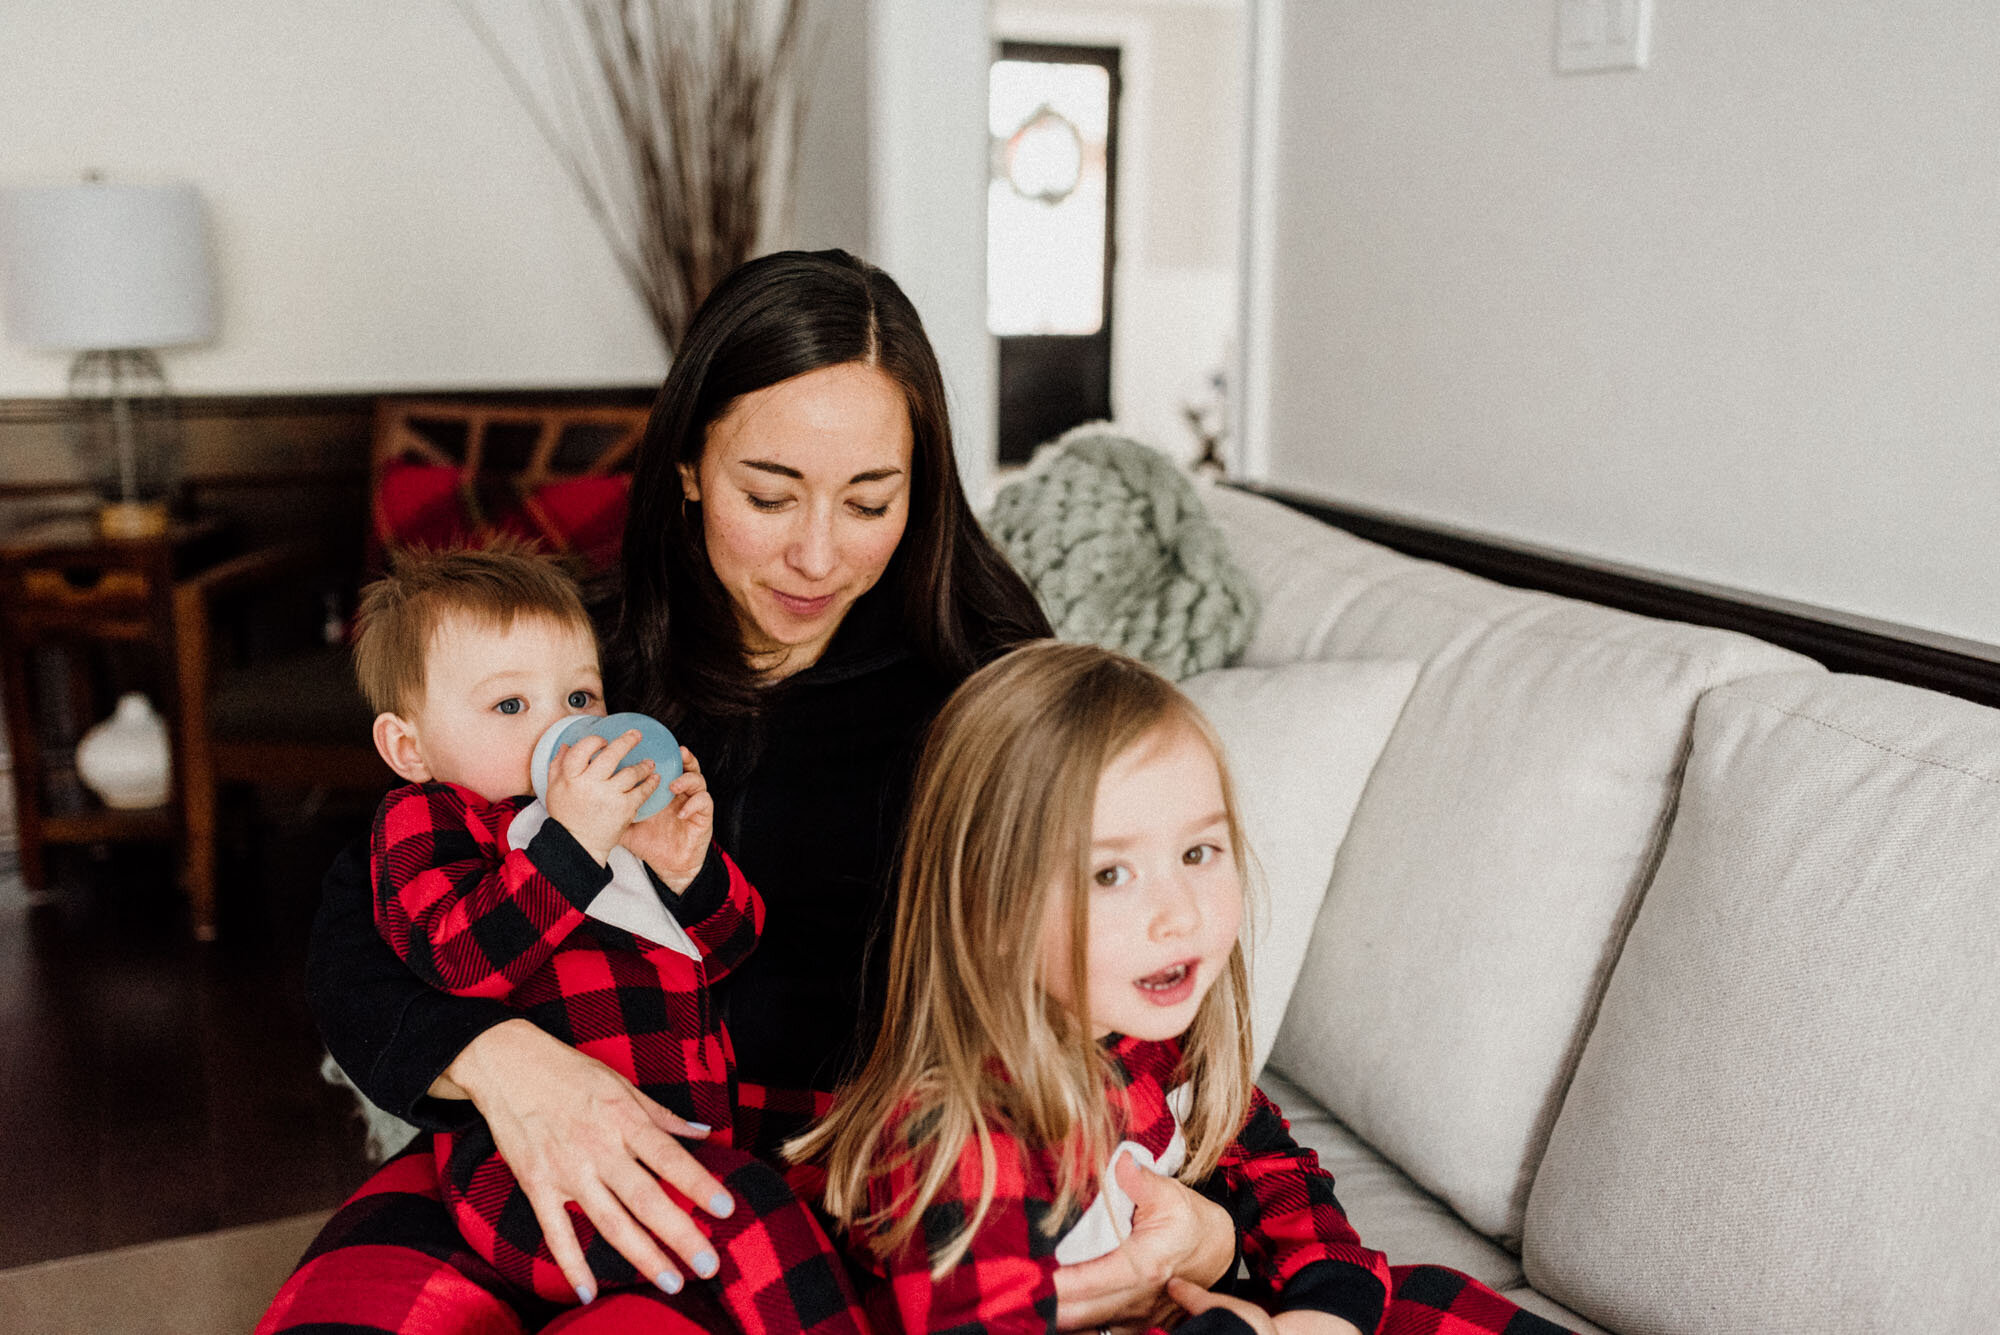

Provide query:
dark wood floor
left=0, top=786, right=379, bottom=1269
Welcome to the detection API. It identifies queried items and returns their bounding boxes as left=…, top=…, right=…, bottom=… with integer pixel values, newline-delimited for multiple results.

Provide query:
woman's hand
left=620, top=747, right=715, bottom=891
left=1052, top=1156, right=1238, bottom=1330
left=438, top=1019, right=736, bottom=1301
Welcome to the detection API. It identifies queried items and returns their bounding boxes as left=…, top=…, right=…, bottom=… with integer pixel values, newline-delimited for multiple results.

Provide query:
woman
left=263, top=250, right=1239, bottom=1333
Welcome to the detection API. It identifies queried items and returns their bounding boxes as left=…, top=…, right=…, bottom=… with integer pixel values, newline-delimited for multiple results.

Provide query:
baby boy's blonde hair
left=352, top=543, right=595, bottom=718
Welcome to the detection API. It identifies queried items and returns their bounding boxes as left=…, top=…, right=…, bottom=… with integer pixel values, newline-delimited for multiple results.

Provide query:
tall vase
left=75, top=692, right=172, bottom=810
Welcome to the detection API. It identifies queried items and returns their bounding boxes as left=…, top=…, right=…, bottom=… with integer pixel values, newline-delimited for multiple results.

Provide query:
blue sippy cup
left=530, top=712, right=684, bottom=821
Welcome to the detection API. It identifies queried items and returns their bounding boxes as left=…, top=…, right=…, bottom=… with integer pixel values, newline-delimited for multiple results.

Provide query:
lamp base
left=68, top=349, right=186, bottom=531
left=98, top=500, right=169, bottom=540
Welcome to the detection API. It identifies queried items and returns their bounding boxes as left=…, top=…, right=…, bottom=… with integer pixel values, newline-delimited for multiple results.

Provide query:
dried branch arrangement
left=457, top=0, right=810, bottom=356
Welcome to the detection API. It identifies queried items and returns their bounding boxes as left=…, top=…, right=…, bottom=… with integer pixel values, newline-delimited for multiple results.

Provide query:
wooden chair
left=173, top=398, right=650, bottom=939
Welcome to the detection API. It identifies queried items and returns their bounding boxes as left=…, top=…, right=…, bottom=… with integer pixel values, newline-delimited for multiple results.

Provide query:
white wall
left=1253, top=1, right=2000, bottom=649
left=0, top=0, right=878, bottom=399
left=0, top=0, right=1006, bottom=481
left=0, top=1, right=663, bottom=395
left=996, top=1, right=1243, bottom=467
left=868, top=0, right=997, bottom=501
left=793, top=0, right=874, bottom=255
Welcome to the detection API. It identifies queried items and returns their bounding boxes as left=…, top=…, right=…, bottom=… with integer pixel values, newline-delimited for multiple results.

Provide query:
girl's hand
left=1167, top=1278, right=1278, bottom=1335
left=1052, top=1155, right=1238, bottom=1329
left=619, top=748, right=714, bottom=891
left=546, top=731, right=658, bottom=865
left=438, top=1019, right=736, bottom=1300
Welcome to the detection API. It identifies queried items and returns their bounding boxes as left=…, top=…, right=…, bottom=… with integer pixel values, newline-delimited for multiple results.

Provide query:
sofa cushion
left=1523, top=672, right=2000, bottom=1335
left=1259, top=1069, right=1524, bottom=1291
left=1201, top=483, right=1415, bottom=666
left=1181, top=660, right=1420, bottom=1073
left=1206, top=485, right=1821, bottom=1245
left=1499, top=1288, right=1607, bottom=1335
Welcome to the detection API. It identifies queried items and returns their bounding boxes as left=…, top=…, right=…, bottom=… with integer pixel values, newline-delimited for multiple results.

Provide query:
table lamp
left=0, top=179, right=218, bottom=538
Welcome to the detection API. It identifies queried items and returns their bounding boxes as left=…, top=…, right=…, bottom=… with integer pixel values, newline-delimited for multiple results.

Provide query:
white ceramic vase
left=76, top=692, right=172, bottom=810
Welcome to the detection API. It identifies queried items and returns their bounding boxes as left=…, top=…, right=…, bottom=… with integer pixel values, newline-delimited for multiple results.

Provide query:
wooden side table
left=0, top=516, right=232, bottom=938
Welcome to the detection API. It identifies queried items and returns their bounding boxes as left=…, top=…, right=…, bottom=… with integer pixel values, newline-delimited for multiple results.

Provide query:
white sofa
left=1202, top=484, right=2000, bottom=1335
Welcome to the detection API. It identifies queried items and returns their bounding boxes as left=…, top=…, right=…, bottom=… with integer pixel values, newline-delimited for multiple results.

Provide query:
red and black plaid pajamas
left=254, top=1094, right=858, bottom=1335
left=367, top=780, right=867, bottom=1332
left=848, top=1036, right=1573, bottom=1335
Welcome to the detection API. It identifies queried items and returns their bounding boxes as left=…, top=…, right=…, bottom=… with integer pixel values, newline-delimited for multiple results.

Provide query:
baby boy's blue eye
left=567, top=690, right=593, bottom=709
left=496, top=698, right=523, bottom=715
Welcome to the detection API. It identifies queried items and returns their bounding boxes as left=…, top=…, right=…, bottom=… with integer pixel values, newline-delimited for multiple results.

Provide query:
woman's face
left=681, top=361, right=914, bottom=677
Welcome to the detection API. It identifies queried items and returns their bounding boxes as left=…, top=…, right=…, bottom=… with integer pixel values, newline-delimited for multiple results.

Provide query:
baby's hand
left=545, top=730, right=658, bottom=865
left=620, top=747, right=713, bottom=892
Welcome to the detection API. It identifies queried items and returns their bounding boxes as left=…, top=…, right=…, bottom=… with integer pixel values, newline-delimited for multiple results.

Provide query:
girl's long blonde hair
left=790, top=640, right=1256, bottom=1277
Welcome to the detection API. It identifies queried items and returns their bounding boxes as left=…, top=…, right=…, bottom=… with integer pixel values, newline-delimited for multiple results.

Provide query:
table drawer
left=2, top=563, right=156, bottom=631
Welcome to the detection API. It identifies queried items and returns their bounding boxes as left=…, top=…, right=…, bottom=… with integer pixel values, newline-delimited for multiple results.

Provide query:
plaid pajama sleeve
left=1215, top=1087, right=1393, bottom=1335
left=856, top=1123, right=1065, bottom=1335
left=372, top=782, right=610, bottom=1000
left=669, top=843, right=765, bottom=980
left=855, top=1122, right=1265, bottom=1335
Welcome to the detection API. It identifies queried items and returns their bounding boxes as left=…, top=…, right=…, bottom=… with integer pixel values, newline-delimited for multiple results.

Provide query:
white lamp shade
left=1, top=182, right=217, bottom=351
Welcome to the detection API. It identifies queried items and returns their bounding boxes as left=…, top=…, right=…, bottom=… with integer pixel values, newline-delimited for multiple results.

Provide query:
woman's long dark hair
left=606, top=249, right=1050, bottom=725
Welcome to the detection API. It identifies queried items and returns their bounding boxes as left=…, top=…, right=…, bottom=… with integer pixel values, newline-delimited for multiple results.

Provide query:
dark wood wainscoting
left=1238, top=483, right=2000, bottom=712
left=0, top=387, right=657, bottom=559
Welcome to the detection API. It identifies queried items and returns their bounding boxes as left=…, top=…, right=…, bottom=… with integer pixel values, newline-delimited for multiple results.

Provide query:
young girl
left=793, top=642, right=1572, bottom=1335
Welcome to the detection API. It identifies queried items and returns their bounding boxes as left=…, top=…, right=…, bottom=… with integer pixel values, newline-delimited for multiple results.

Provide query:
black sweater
left=307, top=591, right=960, bottom=1128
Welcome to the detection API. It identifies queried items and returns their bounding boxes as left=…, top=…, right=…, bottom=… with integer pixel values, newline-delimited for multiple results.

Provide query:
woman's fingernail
left=708, top=1191, right=735, bottom=1217
left=692, top=1249, right=719, bottom=1279
left=683, top=1121, right=712, bottom=1135
left=656, top=1270, right=683, bottom=1294
left=575, top=1284, right=596, bottom=1305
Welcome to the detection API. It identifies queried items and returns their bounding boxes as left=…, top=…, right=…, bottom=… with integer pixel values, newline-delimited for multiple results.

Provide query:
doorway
left=988, top=41, right=1121, bottom=466
left=988, top=2, right=1247, bottom=476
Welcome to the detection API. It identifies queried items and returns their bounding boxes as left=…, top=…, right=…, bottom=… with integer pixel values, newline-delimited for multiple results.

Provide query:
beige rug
left=0, top=1211, right=326, bottom=1335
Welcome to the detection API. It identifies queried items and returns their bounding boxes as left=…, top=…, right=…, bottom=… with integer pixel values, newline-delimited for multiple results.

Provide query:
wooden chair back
left=367, top=398, right=652, bottom=576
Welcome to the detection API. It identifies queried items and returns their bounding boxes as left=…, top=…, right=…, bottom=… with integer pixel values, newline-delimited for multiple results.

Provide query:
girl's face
left=681, top=361, right=914, bottom=678
left=1039, top=720, right=1244, bottom=1042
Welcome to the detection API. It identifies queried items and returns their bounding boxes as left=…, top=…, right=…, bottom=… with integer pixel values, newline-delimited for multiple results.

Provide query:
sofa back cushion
left=1523, top=672, right=2000, bottom=1334
left=1205, top=485, right=1819, bottom=1245
left=1180, top=659, right=1421, bottom=1075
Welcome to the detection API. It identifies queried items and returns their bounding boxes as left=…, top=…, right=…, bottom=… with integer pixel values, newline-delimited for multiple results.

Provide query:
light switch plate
left=1557, top=0, right=1651, bottom=73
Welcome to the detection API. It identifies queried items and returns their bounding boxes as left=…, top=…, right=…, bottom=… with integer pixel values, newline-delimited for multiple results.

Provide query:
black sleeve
left=1178, top=1311, right=1259, bottom=1335
left=307, top=834, right=515, bottom=1131
left=659, top=843, right=726, bottom=926
left=1189, top=1168, right=1250, bottom=1295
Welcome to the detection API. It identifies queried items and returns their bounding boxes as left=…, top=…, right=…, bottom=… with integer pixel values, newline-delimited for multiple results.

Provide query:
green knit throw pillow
left=986, top=425, right=1258, bottom=681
